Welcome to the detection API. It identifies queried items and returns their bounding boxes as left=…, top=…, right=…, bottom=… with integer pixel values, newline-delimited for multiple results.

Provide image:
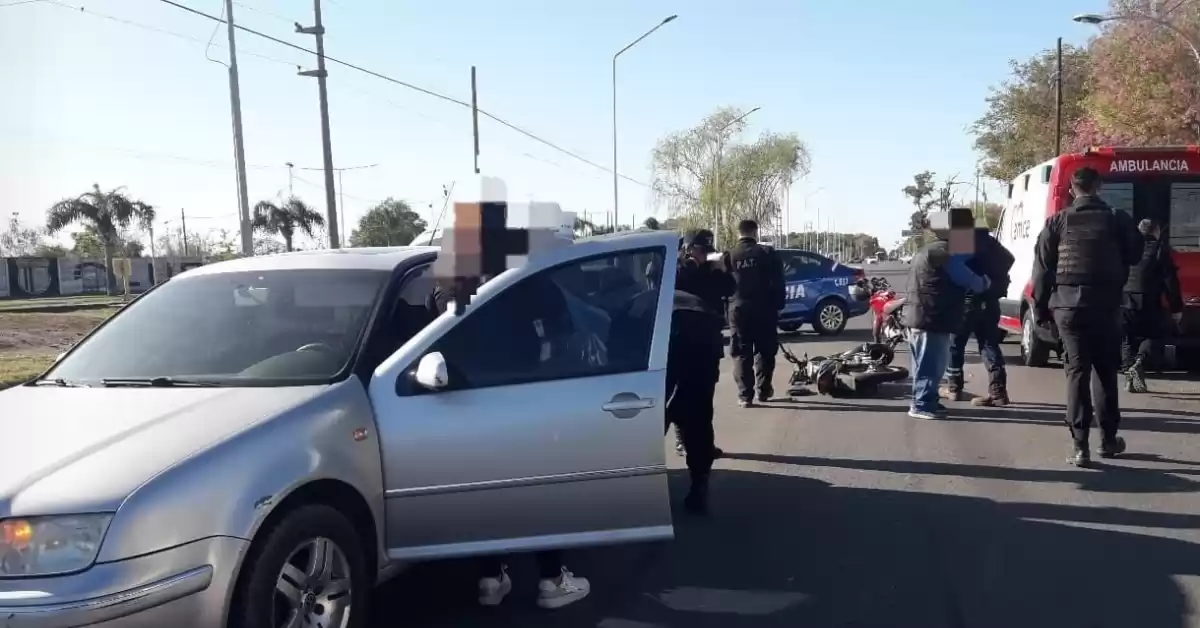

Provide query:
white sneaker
left=536, top=567, right=590, bottom=609
left=478, top=567, right=512, bottom=606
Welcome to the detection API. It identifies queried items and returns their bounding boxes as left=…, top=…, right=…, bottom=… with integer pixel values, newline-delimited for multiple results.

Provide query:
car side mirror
left=413, top=351, right=449, bottom=390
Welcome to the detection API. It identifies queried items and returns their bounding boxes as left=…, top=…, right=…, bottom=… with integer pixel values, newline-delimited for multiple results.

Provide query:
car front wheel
left=1020, top=309, right=1052, bottom=367
left=812, top=299, right=849, bottom=335
left=229, top=504, right=370, bottom=628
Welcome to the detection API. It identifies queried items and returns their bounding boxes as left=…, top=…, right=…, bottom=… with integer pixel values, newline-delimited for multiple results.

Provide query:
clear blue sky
left=0, top=0, right=1109, bottom=249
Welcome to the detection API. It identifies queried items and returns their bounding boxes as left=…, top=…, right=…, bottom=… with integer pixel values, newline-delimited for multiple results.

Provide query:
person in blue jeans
left=901, top=236, right=989, bottom=420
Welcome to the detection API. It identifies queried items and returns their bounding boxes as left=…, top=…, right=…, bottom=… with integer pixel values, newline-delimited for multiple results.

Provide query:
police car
left=774, top=248, right=870, bottom=334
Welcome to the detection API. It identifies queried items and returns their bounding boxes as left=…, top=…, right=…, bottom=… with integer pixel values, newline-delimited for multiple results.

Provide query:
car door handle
left=602, top=394, right=656, bottom=418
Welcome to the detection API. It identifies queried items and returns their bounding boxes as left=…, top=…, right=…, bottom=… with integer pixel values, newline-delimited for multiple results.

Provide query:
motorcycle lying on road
left=781, top=340, right=909, bottom=398
left=867, top=276, right=907, bottom=348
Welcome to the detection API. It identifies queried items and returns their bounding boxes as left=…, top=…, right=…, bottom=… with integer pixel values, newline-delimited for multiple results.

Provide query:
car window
left=46, top=268, right=391, bottom=385
left=782, top=252, right=825, bottom=281
left=360, top=264, right=436, bottom=375
left=429, top=247, right=665, bottom=391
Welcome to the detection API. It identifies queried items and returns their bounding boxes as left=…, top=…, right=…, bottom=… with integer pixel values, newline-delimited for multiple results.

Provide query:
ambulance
left=995, top=146, right=1200, bottom=367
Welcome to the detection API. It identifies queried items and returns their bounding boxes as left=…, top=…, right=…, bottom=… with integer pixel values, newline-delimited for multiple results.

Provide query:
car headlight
left=1, top=515, right=112, bottom=577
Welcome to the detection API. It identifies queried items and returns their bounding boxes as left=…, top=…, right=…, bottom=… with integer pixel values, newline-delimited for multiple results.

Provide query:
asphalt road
left=371, top=262, right=1200, bottom=628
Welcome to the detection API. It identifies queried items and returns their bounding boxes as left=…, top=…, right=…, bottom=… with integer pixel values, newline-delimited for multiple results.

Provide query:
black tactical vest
left=1055, top=209, right=1124, bottom=288
left=901, top=242, right=966, bottom=333
left=727, top=238, right=773, bottom=306
left=1123, top=236, right=1162, bottom=295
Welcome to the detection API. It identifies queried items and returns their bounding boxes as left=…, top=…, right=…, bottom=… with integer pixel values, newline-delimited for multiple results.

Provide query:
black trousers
left=945, top=299, right=1007, bottom=395
left=728, top=303, right=779, bottom=401
left=480, top=551, right=562, bottom=581
left=1121, top=293, right=1164, bottom=369
left=1054, top=308, right=1122, bottom=445
left=665, top=337, right=720, bottom=485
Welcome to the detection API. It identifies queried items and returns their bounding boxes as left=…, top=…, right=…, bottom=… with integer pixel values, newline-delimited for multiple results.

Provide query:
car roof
left=175, top=229, right=671, bottom=278
left=182, top=246, right=439, bottom=276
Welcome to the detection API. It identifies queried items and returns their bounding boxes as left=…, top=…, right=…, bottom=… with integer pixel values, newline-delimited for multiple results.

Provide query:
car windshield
left=44, top=268, right=390, bottom=386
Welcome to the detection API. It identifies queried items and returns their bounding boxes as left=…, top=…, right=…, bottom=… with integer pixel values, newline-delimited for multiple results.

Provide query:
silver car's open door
left=368, top=230, right=677, bottom=561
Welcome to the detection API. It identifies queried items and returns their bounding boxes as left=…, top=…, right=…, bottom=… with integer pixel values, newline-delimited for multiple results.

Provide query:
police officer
left=942, top=227, right=1015, bottom=407
left=672, top=229, right=734, bottom=457
left=1121, top=218, right=1184, bottom=393
left=666, top=288, right=725, bottom=515
left=1032, top=167, right=1142, bottom=467
left=724, top=219, right=786, bottom=407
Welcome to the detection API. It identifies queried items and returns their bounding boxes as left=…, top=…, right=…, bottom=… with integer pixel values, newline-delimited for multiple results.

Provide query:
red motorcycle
left=867, top=277, right=907, bottom=347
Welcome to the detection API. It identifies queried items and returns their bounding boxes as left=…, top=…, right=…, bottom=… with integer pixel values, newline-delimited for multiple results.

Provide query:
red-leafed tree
left=1077, top=0, right=1200, bottom=147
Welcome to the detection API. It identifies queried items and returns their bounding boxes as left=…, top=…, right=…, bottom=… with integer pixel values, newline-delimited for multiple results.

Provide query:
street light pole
left=712, top=106, right=761, bottom=248
left=296, top=0, right=340, bottom=249
left=612, top=15, right=677, bottom=230
left=1074, top=10, right=1200, bottom=68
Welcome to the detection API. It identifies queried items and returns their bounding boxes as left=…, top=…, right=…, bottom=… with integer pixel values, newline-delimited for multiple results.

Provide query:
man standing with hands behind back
left=724, top=219, right=786, bottom=407
left=1032, top=166, right=1142, bottom=467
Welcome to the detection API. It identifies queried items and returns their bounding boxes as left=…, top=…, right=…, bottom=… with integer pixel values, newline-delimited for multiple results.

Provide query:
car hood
left=0, top=385, right=325, bottom=517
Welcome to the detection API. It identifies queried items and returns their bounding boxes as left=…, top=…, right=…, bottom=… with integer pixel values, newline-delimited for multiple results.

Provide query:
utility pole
left=180, top=208, right=189, bottom=257
left=296, top=0, right=339, bottom=249
left=471, top=66, right=481, bottom=174
left=224, top=0, right=253, bottom=257
left=1055, top=36, right=1063, bottom=156
left=286, top=162, right=295, bottom=196
left=298, top=163, right=378, bottom=248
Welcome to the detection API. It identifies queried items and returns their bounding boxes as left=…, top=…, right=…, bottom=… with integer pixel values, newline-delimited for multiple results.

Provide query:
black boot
left=1098, top=435, right=1127, bottom=459
left=1068, top=441, right=1091, bottom=467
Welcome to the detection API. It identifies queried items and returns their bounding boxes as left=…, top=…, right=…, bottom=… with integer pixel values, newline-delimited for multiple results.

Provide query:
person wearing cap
left=724, top=219, right=786, bottom=406
left=1032, top=166, right=1142, bottom=467
left=1120, top=218, right=1184, bottom=393
left=669, top=229, right=733, bottom=459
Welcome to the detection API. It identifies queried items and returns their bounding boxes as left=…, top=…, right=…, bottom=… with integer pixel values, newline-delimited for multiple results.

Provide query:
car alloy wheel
left=274, top=537, right=353, bottom=628
left=819, top=304, right=844, bottom=331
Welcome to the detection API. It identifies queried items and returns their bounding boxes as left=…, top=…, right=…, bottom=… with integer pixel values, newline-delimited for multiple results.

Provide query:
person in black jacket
left=672, top=229, right=733, bottom=458
left=1121, top=218, right=1184, bottom=393
left=902, top=233, right=989, bottom=420
left=666, top=289, right=725, bottom=515
left=942, top=227, right=1015, bottom=407
left=1032, top=167, right=1142, bottom=467
left=724, top=219, right=786, bottom=406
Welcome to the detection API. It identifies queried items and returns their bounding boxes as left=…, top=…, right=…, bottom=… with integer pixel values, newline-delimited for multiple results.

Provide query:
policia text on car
left=1032, top=166, right=1143, bottom=468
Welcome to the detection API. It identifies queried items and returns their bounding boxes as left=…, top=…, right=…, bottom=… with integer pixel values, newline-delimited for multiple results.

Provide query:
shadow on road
left=371, top=469, right=1200, bottom=628
left=725, top=452, right=1200, bottom=494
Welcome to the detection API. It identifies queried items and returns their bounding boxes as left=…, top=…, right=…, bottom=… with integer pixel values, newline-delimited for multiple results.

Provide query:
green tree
left=0, top=215, right=44, bottom=257
left=902, top=171, right=938, bottom=232
left=652, top=107, right=812, bottom=246
left=1074, top=0, right=1200, bottom=147
left=973, top=44, right=1092, bottom=181
left=252, top=196, right=325, bottom=252
left=348, top=198, right=426, bottom=247
left=45, top=184, right=155, bottom=295
left=642, top=217, right=661, bottom=230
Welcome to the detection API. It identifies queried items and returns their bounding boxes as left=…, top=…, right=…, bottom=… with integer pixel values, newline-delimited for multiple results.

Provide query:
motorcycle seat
left=882, top=298, right=906, bottom=315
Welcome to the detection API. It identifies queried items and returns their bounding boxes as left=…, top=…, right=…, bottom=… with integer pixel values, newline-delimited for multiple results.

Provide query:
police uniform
left=943, top=229, right=1014, bottom=406
left=724, top=237, right=786, bottom=404
left=671, top=230, right=734, bottom=457
left=1121, top=232, right=1184, bottom=392
left=1032, top=194, right=1142, bottom=465
left=665, top=289, right=724, bottom=514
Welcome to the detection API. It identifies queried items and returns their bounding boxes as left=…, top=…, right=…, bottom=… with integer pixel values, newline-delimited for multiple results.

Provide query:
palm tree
left=252, top=196, right=325, bottom=252
left=46, top=184, right=155, bottom=296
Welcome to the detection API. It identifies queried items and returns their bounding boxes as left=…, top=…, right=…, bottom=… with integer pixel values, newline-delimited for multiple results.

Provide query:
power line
left=153, top=0, right=650, bottom=187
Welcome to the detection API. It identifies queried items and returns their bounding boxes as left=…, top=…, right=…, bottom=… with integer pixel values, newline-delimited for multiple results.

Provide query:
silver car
left=0, top=231, right=678, bottom=628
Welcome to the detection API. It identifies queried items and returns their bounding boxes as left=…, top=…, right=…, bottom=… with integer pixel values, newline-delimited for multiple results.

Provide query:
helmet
left=849, top=283, right=870, bottom=302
